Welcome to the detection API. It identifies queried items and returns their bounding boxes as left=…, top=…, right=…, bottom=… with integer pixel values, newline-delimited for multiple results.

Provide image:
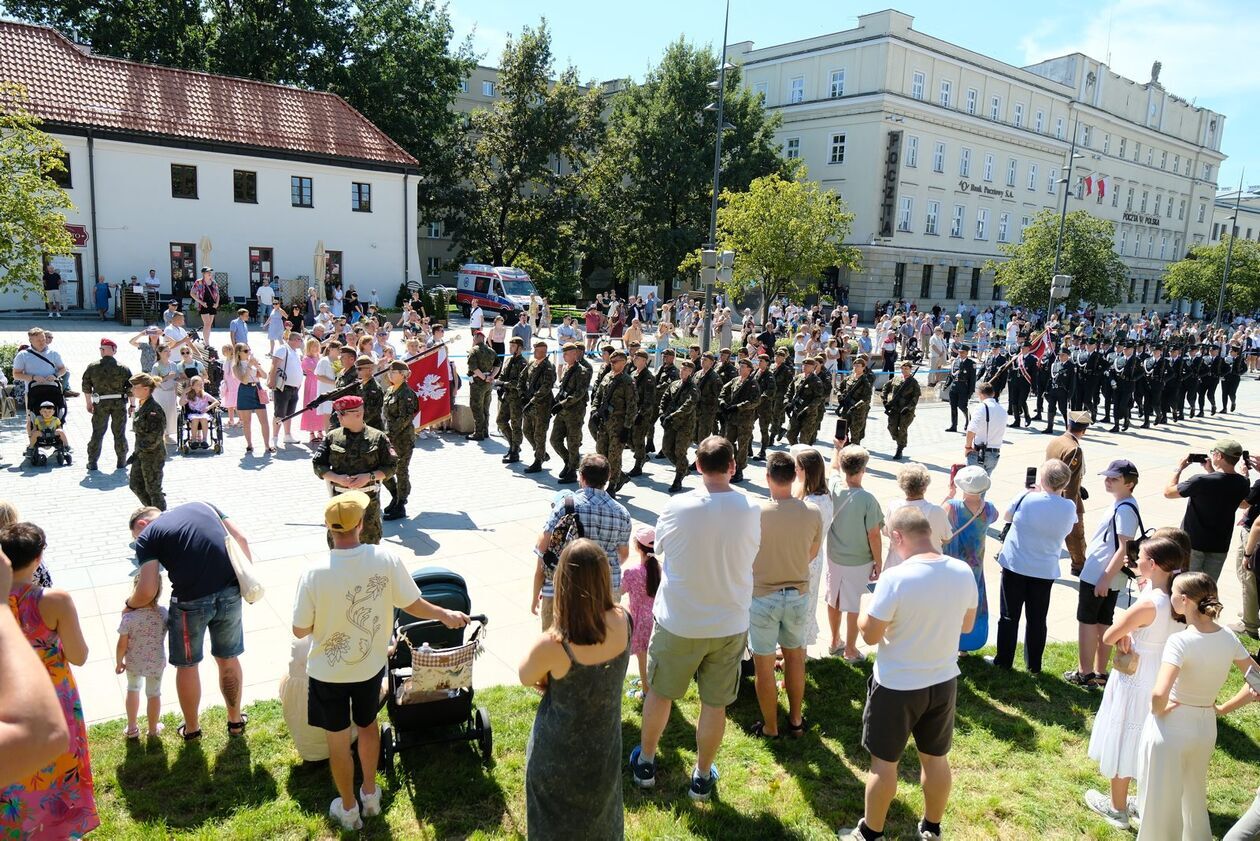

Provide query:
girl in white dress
left=1084, top=535, right=1182, bottom=829
left=1138, top=572, right=1258, bottom=841
left=791, top=446, right=832, bottom=649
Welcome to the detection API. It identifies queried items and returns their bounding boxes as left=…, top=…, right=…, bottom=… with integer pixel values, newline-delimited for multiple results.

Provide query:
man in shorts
left=839, top=506, right=977, bottom=841
left=294, top=492, right=468, bottom=830
left=629, top=436, right=761, bottom=801
left=125, top=502, right=253, bottom=741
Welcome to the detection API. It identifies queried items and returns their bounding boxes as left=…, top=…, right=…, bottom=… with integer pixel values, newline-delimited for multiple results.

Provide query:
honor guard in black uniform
left=1222, top=345, right=1244, bottom=413
left=1008, top=338, right=1036, bottom=428
left=1084, top=337, right=1105, bottom=412
left=1109, top=342, right=1138, bottom=433
left=1032, top=335, right=1054, bottom=421
left=1142, top=345, right=1167, bottom=427
left=944, top=344, right=977, bottom=432
left=1043, top=347, right=1075, bottom=434
left=1201, top=344, right=1224, bottom=415
left=1098, top=337, right=1116, bottom=424
left=1184, top=345, right=1206, bottom=418
left=1167, top=344, right=1188, bottom=421
left=1132, top=341, right=1150, bottom=419
left=983, top=345, right=1011, bottom=402
left=649, top=347, right=680, bottom=456
left=1071, top=341, right=1093, bottom=410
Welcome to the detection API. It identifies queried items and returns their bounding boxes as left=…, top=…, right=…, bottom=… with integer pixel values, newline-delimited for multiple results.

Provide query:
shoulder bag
left=204, top=503, right=264, bottom=604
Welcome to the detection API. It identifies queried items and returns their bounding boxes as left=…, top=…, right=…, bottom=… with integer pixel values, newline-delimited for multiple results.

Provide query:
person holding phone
left=1164, top=438, right=1250, bottom=583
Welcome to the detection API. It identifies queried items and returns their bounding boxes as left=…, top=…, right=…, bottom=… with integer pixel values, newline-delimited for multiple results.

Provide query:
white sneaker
left=359, top=785, right=382, bottom=817
left=1085, top=788, right=1130, bottom=829
left=284, top=435, right=298, bottom=444
left=1127, top=795, right=1142, bottom=825
left=329, top=797, right=363, bottom=830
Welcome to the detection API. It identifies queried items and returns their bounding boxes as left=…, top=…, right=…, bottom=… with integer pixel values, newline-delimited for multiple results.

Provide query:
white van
left=455, top=264, right=538, bottom=318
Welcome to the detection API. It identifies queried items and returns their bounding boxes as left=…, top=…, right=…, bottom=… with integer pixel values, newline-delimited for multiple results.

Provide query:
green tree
left=440, top=21, right=604, bottom=302
left=5, top=0, right=212, bottom=69
left=680, top=169, right=858, bottom=320
left=587, top=39, right=788, bottom=300
left=988, top=209, right=1127, bottom=308
left=0, top=84, right=75, bottom=295
left=206, top=0, right=349, bottom=86
left=1163, top=237, right=1260, bottom=314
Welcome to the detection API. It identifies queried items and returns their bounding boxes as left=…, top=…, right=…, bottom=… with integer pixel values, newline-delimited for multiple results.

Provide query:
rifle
left=883, top=365, right=922, bottom=414
left=276, top=343, right=449, bottom=423
left=833, top=375, right=862, bottom=417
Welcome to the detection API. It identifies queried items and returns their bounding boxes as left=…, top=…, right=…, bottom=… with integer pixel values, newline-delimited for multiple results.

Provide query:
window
left=1141, top=278, right=1150, bottom=303
left=906, top=136, right=919, bottom=167
left=966, top=88, right=977, bottom=115
left=1147, top=236, right=1154, bottom=258
left=975, top=207, right=989, bottom=240
left=998, top=211, right=1010, bottom=242
left=1027, top=163, right=1038, bottom=191
left=911, top=71, right=925, bottom=100
left=1055, top=117, right=1064, bottom=140
left=1153, top=194, right=1161, bottom=217
left=1006, top=158, right=1017, bottom=187
left=939, top=79, right=952, bottom=108
left=1160, top=236, right=1168, bottom=260
left=171, top=164, right=198, bottom=199
left=1076, top=179, right=1085, bottom=200
left=170, top=242, right=196, bottom=298
left=1081, top=124, right=1091, bottom=147
left=1129, top=279, right=1137, bottom=302
left=1154, top=278, right=1164, bottom=303
left=47, top=151, right=71, bottom=188
left=897, top=196, right=913, bottom=232
left=1160, top=151, right=1167, bottom=169
left=1174, top=234, right=1182, bottom=254
left=925, top=200, right=940, bottom=235
left=1212, top=223, right=1221, bottom=241
left=1013, top=102, right=1024, bottom=128
left=1119, top=228, right=1127, bottom=254
left=990, top=95, right=1001, bottom=121
left=1140, top=190, right=1148, bottom=213
left=233, top=170, right=257, bottom=203
left=892, top=263, right=906, bottom=298
left=829, top=69, right=845, bottom=98
left=1118, top=137, right=1126, bottom=158
left=351, top=182, right=372, bottom=212
left=1021, top=216, right=1031, bottom=241
left=982, top=153, right=994, bottom=182
left=789, top=76, right=804, bottom=103
left=1198, top=202, right=1207, bottom=223
left=1047, top=167, right=1057, bottom=195
left=950, top=205, right=965, bottom=237
left=291, top=175, right=313, bottom=208
left=1173, top=154, right=1180, bottom=174
left=1146, top=147, right=1153, bottom=166
left=959, top=147, right=971, bottom=178
left=1113, top=184, right=1120, bottom=207
left=427, top=221, right=442, bottom=238
left=1134, top=233, right=1141, bottom=257
left=1203, top=163, right=1213, bottom=181
left=482, top=80, right=495, bottom=96
left=920, top=264, right=933, bottom=298
left=945, top=266, right=958, bottom=299
left=932, top=141, right=945, bottom=172
left=247, top=246, right=273, bottom=291
left=1126, top=187, right=1135, bottom=211
left=1103, top=134, right=1110, bottom=155
left=1035, top=110, right=1045, bottom=133
left=1133, top=141, right=1140, bottom=161
left=427, top=257, right=442, bottom=276
left=1175, top=198, right=1182, bottom=220
left=784, top=137, right=801, bottom=159
left=753, top=81, right=768, bottom=101
left=829, top=133, right=846, bottom=164
left=970, top=268, right=982, bottom=299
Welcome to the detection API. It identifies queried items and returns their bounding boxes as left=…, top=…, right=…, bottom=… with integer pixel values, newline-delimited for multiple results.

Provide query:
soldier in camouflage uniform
left=771, top=347, right=794, bottom=443
left=713, top=348, right=738, bottom=437
left=495, top=336, right=528, bottom=463
left=465, top=330, right=497, bottom=441
left=801, top=355, right=831, bottom=444
left=81, top=337, right=132, bottom=471
left=835, top=356, right=874, bottom=446
left=658, top=359, right=698, bottom=493
left=650, top=347, right=680, bottom=457
left=626, top=350, right=657, bottom=477
left=719, top=358, right=761, bottom=483
left=692, top=352, right=722, bottom=444
left=327, top=347, right=359, bottom=430
left=586, top=344, right=614, bottom=440
left=550, top=342, right=591, bottom=484
left=313, top=395, right=397, bottom=545
left=785, top=358, right=827, bottom=445
left=593, top=349, right=636, bottom=496
left=353, top=356, right=385, bottom=431
left=880, top=359, right=921, bottom=459
left=381, top=360, right=418, bottom=521
left=521, top=339, right=556, bottom=473
left=751, top=352, right=776, bottom=460
left=127, top=373, right=167, bottom=510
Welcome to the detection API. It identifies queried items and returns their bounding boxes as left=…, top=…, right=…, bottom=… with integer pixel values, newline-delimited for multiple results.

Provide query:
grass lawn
left=88, top=643, right=1259, bottom=840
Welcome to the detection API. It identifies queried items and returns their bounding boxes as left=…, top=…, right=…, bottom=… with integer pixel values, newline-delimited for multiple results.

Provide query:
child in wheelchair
left=180, top=376, right=220, bottom=450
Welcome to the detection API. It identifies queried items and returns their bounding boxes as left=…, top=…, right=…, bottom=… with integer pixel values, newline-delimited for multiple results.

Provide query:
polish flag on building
left=1083, top=174, right=1094, bottom=195
left=1097, top=176, right=1107, bottom=198
left=406, top=343, right=453, bottom=429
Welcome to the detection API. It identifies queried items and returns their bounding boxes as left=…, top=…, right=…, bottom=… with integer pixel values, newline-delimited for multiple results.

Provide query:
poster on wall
left=48, top=254, right=79, bottom=284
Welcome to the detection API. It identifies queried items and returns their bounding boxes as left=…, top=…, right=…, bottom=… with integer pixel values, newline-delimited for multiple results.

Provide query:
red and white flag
left=1031, top=329, right=1054, bottom=361
left=1083, top=175, right=1094, bottom=196
left=1097, top=177, right=1107, bottom=198
left=406, top=343, right=453, bottom=429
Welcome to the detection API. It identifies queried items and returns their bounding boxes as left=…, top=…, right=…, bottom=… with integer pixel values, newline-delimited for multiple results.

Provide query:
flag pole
left=1214, top=169, right=1245, bottom=325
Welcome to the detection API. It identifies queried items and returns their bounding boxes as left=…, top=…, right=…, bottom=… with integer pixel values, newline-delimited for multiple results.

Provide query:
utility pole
left=700, top=0, right=731, bottom=353
left=1050, top=106, right=1081, bottom=322
left=1215, top=169, right=1245, bottom=325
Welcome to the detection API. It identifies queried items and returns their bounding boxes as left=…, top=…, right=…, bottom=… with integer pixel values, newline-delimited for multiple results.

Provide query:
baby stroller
left=380, top=568, right=492, bottom=766
left=202, top=346, right=225, bottom=399
left=902, top=335, right=925, bottom=366
left=176, top=402, right=223, bottom=455
left=24, top=382, right=71, bottom=467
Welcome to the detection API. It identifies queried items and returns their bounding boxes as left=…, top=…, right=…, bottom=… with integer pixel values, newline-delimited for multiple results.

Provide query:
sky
left=449, top=0, right=1257, bottom=192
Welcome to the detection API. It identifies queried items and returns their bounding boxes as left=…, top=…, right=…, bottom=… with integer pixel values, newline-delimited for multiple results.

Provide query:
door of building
left=170, top=242, right=196, bottom=301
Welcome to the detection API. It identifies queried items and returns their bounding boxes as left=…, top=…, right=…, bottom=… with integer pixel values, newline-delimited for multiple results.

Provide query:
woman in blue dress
left=943, top=465, right=998, bottom=653
left=94, top=276, right=111, bottom=319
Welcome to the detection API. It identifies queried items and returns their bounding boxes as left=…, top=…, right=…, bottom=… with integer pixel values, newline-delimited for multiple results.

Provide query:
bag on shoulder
left=541, top=496, right=583, bottom=577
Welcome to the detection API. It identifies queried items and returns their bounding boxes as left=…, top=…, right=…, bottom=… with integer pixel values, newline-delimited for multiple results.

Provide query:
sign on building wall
left=1122, top=211, right=1161, bottom=226
left=878, top=130, right=903, bottom=238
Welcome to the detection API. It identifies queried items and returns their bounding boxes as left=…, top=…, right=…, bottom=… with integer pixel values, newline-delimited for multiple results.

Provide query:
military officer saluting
left=380, top=360, right=418, bottom=521
left=82, top=337, right=133, bottom=471
left=658, top=358, right=698, bottom=493
left=750, top=353, right=776, bottom=461
left=881, top=359, right=921, bottom=460
left=626, top=350, right=657, bottom=478
left=550, top=342, right=591, bottom=484
left=465, top=330, right=497, bottom=441
left=313, top=395, right=397, bottom=545
left=520, top=339, right=556, bottom=474
left=496, top=336, right=529, bottom=464
left=719, top=357, right=761, bottom=483
left=593, top=349, right=636, bottom=496
left=127, top=373, right=167, bottom=510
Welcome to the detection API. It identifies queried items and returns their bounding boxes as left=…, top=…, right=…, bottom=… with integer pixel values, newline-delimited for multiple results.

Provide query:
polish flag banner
left=1083, top=174, right=1094, bottom=196
left=406, top=343, right=453, bottom=429
left=1031, top=329, right=1054, bottom=361
left=1097, top=177, right=1107, bottom=198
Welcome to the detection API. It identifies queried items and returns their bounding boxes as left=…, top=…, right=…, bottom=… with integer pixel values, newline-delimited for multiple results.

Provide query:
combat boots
left=731, top=470, right=745, bottom=484
left=893, top=445, right=904, bottom=460
left=504, top=449, right=520, bottom=464
left=626, top=460, right=644, bottom=478
left=523, top=460, right=543, bottom=473
left=383, top=501, right=406, bottom=521
left=669, top=474, right=684, bottom=493
left=752, top=448, right=765, bottom=461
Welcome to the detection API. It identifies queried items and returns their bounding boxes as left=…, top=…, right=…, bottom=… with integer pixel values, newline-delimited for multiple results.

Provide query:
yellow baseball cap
left=325, top=491, right=370, bottom=531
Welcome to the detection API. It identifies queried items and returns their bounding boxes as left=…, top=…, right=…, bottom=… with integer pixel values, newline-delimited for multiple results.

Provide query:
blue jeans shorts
left=965, top=448, right=1001, bottom=475
left=167, top=584, right=244, bottom=667
left=748, top=588, right=811, bottom=655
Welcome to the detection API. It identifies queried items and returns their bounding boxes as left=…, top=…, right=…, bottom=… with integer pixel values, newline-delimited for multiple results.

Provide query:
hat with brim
left=954, top=465, right=991, bottom=494
left=1212, top=438, right=1243, bottom=459
left=1068, top=410, right=1092, bottom=425
left=1098, top=459, right=1139, bottom=479
left=325, top=491, right=370, bottom=532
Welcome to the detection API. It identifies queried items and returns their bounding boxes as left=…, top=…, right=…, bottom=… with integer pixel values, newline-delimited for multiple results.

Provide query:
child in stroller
left=24, top=383, right=71, bottom=466
left=178, top=376, right=222, bottom=453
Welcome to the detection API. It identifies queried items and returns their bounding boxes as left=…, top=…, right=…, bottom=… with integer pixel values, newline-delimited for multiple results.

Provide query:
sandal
left=785, top=718, right=809, bottom=738
left=1090, top=672, right=1110, bottom=688
left=747, top=721, right=781, bottom=740
left=176, top=723, right=202, bottom=741
left=1063, top=670, right=1094, bottom=687
left=124, top=725, right=140, bottom=740
left=227, top=714, right=248, bottom=737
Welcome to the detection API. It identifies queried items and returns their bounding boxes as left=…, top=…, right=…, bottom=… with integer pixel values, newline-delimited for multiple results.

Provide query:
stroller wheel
left=54, top=452, right=64, bottom=466
left=63, top=451, right=71, bottom=465
left=180, top=443, right=190, bottom=455
left=475, top=707, right=493, bottom=765
left=379, top=725, right=393, bottom=765
left=35, top=453, right=48, bottom=467
left=213, top=441, right=223, bottom=454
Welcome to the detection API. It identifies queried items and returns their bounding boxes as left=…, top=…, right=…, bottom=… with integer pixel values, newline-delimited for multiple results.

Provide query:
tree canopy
left=1162, top=237, right=1260, bottom=315
left=988, top=209, right=1127, bottom=308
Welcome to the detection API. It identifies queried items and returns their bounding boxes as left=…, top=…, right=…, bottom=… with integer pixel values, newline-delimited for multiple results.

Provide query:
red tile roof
left=0, top=20, right=418, bottom=167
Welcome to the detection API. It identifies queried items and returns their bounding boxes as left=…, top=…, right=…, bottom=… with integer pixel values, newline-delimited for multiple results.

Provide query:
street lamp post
left=700, top=0, right=731, bottom=353
left=1049, top=107, right=1082, bottom=322
left=1214, top=169, right=1245, bottom=325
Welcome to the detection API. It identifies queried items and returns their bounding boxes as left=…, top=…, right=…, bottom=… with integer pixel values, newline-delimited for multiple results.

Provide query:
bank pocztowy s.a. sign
left=958, top=181, right=1015, bottom=199
left=878, top=130, right=903, bottom=238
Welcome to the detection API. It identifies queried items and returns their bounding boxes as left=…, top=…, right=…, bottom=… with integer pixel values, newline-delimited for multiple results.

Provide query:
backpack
left=541, top=496, right=584, bottom=580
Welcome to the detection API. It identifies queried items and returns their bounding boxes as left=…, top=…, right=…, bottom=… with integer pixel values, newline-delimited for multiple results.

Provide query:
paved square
left=0, top=318, right=1250, bottom=724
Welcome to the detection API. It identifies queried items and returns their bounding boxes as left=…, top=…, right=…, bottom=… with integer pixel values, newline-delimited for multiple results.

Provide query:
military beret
left=680, top=359, right=695, bottom=369
left=333, top=395, right=364, bottom=412
left=129, top=373, right=158, bottom=388
left=702, top=351, right=717, bottom=361
left=802, top=356, right=817, bottom=365
left=100, top=338, right=117, bottom=349
left=354, top=355, right=375, bottom=367
left=562, top=342, right=582, bottom=352
left=662, top=347, right=676, bottom=356
left=633, top=350, right=649, bottom=360
left=738, top=357, right=753, bottom=368
left=388, top=360, right=409, bottom=373
left=757, top=353, right=771, bottom=362
left=472, top=329, right=485, bottom=337
left=609, top=349, right=627, bottom=361
left=775, top=346, right=788, bottom=356
left=533, top=339, right=549, bottom=348
left=509, top=336, right=524, bottom=346
left=600, top=344, right=615, bottom=354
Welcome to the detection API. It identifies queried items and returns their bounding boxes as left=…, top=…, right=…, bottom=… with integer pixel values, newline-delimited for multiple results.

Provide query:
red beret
left=100, top=338, right=117, bottom=349
left=332, top=395, right=364, bottom=412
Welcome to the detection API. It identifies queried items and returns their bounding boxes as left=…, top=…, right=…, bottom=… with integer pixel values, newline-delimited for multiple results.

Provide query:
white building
left=1211, top=188, right=1260, bottom=245
left=0, top=20, right=421, bottom=311
left=734, top=9, right=1226, bottom=314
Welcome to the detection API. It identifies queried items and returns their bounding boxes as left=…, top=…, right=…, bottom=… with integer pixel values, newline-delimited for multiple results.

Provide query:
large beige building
left=734, top=9, right=1227, bottom=314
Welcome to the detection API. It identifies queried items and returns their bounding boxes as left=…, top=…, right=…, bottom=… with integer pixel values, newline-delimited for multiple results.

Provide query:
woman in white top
left=792, top=446, right=832, bottom=649
left=313, top=343, right=339, bottom=432
left=928, top=327, right=948, bottom=386
left=1083, top=535, right=1182, bottom=829
left=883, top=462, right=950, bottom=570
left=1138, top=572, right=1258, bottom=841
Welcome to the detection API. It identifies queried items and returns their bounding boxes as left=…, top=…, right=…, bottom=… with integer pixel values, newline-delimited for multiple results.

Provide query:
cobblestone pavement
left=0, top=318, right=1250, bottom=723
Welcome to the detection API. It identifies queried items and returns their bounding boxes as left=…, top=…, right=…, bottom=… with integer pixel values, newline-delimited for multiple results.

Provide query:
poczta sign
left=878, top=130, right=903, bottom=238
left=1121, top=211, right=1160, bottom=226
left=958, top=181, right=1015, bottom=199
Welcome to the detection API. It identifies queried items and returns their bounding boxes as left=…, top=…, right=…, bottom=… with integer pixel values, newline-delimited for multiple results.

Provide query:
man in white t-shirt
left=964, top=382, right=1008, bottom=475
left=839, top=506, right=977, bottom=841
left=793, top=332, right=807, bottom=365
left=469, top=302, right=485, bottom=336
left=255, top=282, right=276, bottom=310
left=1066, top=460, right=1141, bottom=687
left=270, top=331, right=306, bottom=444
left=629, top=436, right=761, bottom=802
left=293, top=492, right=468, bottom=830
left=163, top=311, right=190, bottom=347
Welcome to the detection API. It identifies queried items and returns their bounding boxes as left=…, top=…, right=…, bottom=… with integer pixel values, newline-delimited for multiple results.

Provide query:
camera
left=1188, top=453, right=1208, bottom=464
left=1024, top=466, right=1037, bottom=489
left=834, top=418, right=849, bottom=442
left=1124, top=532, right=1147, bottom=573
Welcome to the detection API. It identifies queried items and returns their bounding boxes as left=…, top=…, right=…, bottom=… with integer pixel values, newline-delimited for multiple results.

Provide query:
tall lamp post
left=700, top=0, right=732, bottom=353
left=1048, top=73, right=1094, bottom=323
left=1214, top=169, right=1245, bottom=325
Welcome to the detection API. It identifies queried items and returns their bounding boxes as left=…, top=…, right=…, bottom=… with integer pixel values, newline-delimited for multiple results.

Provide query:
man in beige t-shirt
left=749, top=452, right=822, bottom=738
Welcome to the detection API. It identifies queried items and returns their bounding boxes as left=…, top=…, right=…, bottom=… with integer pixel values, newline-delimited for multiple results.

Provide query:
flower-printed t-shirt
left=118, top=605, right=169, bottom=676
